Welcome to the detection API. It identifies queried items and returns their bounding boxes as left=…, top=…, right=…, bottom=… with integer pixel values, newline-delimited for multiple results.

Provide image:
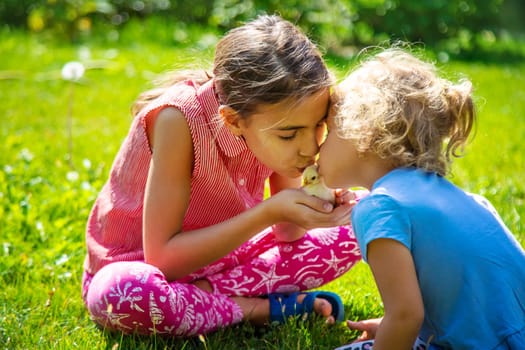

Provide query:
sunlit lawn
left=1, top=22, right=523, bottom=349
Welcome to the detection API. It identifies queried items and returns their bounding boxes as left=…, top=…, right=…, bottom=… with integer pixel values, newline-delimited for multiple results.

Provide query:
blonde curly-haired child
left=320, top=48, right=525, bottom=350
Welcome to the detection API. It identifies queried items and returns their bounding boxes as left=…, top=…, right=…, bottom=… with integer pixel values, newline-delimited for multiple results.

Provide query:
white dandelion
left=61, top=61, right=85, bottom=81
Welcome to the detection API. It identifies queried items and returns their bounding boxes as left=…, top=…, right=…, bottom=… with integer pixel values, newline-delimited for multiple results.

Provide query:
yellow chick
left=301, top=164, right=335, bottom=204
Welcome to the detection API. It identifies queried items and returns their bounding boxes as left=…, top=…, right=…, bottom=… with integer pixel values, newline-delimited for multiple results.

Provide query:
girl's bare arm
left=143, top=107, right=349, bottom=281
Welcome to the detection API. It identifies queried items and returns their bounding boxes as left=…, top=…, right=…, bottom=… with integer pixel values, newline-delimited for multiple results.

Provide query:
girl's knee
left=84, top=261, right=242, bottom=336
left=85, top=261, right=167, bottom=333
left=86, top=261, right=164, bottom=301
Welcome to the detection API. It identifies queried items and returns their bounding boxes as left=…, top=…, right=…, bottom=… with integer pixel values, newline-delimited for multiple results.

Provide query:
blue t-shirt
left=352, top=168, right=525, bottom=349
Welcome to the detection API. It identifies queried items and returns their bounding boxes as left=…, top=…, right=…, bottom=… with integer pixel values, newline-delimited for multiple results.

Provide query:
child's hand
left=346, top=318, right=382, bottom=342
left=334, top=188, right=357, bottom=207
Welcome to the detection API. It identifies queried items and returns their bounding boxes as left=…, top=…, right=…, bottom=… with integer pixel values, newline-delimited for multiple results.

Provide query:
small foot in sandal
left=268, top=291, right=344, bottom=325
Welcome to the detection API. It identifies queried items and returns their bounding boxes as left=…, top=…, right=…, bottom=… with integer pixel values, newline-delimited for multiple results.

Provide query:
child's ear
left=219, top=105, right=243, bottom=137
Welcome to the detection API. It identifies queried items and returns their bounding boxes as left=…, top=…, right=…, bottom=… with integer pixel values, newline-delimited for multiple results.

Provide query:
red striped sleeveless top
left=84, top=79, right=273, bottom=274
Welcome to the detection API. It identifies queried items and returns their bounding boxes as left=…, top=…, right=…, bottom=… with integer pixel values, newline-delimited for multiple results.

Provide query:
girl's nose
left=299, top=136, right=320, bottom=158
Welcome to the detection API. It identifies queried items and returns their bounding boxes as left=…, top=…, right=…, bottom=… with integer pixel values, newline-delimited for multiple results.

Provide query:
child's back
left=320, top=47, right=525, bottom=349
left=352, top=167, right=525, bottom=348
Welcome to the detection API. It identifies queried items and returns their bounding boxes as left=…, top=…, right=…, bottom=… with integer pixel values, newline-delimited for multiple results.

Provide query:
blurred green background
left=2, top=0, right=525, bottom=60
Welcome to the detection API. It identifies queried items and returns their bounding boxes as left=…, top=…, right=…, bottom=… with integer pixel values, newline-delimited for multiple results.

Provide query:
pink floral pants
left=82, top=225, right=361, bottom=337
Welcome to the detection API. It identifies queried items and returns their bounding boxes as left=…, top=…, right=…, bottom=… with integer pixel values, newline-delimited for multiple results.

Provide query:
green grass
left=1, top=22, right=524, bottom=349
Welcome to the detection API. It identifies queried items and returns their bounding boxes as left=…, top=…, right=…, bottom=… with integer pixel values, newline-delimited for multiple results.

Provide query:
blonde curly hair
left=334, top=48, right=475, bottom=176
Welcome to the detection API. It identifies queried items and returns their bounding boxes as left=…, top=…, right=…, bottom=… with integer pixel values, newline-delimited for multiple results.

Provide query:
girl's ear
left=219, top=105, right=243, bottom=137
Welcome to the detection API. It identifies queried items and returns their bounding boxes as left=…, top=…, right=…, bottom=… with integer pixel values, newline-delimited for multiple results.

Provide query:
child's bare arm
left=366, top=238, right=424, bottom=350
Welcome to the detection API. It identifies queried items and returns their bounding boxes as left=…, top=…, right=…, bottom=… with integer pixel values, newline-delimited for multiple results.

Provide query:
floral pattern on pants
left=82, top=225, right=361, bottom=337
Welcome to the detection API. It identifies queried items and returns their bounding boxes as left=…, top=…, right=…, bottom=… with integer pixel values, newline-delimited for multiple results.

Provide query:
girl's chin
left=281, top=168, right=303, bottom=179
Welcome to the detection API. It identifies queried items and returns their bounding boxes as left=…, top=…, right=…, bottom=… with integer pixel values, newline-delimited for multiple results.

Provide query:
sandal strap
left=268, top=292, right=305, bottom=323
left=268, top=290, right=345, bottom=324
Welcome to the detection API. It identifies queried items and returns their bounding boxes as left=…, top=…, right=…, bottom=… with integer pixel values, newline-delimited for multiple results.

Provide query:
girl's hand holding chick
left=267, top=188, right=354, bottom=242
left=301, top=164, right=357, bottom=207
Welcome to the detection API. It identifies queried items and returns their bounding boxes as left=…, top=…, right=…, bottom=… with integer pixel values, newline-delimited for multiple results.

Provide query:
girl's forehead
left=250, top=89, right=330, bottom=129
left=249, top=110, right=302, bottom=131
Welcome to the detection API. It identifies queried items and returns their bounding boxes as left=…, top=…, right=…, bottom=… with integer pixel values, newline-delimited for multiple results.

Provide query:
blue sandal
left=268, top=291, right=345, bottom=324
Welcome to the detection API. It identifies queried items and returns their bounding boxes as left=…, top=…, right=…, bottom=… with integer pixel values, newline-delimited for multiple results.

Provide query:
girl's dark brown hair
left=132, top=15, right=332, bottom=118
